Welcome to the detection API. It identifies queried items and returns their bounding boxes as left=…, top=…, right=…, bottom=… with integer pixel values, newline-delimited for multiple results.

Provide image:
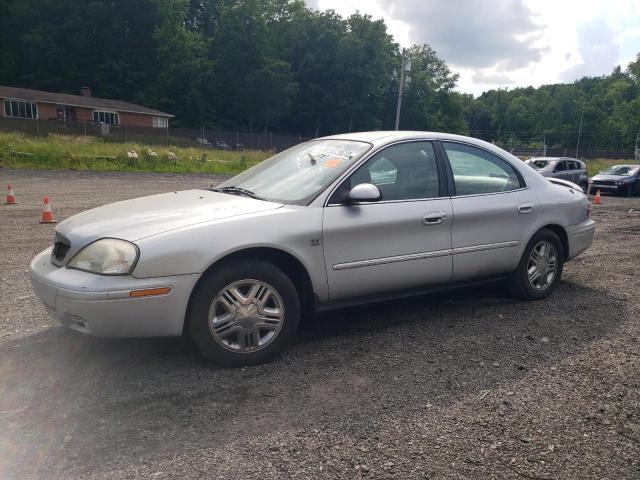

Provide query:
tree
left=393, top=45, right=465, bottom=133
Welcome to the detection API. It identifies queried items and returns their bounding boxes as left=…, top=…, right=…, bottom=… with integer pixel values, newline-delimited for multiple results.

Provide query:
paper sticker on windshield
left=323, top=158, right=343, bottom=168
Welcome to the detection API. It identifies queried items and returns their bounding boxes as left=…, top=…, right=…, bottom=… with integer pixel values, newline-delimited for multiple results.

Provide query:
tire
left=188, top=259, right=300, bottom=367
left=579, top=182, right=588, bottom=193
left=623, top=185, right=632, bottom=197
left=507, top=229, right=565, bottom=300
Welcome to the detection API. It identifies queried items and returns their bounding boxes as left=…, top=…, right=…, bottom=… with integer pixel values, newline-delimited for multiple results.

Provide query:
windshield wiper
left=210, top=186, right=264, bottom=200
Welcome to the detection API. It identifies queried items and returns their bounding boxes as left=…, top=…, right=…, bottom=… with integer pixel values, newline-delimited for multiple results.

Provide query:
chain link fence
left=0, top=116, right=309, bottom=152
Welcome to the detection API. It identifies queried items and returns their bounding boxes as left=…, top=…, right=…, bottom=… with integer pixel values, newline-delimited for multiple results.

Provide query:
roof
left=0, top=85, right=173, bottom=117
left=320, top=130, right=525, bottom=162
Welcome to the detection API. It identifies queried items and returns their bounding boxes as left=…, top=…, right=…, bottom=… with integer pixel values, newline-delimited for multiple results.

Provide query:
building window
left=93, top=110, right=119, bottom=126
left=4, top=99, right=38, bottom=119
left=152, top=116, right=168, bottom=128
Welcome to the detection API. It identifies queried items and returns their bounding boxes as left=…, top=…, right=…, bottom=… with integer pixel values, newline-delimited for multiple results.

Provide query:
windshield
left=217, top=139, right=371, bottom=204
left=600, top=165, right=639, bottom=176
left=527, top=159, right=551, bottom=170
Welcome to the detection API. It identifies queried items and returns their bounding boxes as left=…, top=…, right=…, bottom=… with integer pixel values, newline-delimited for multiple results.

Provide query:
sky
left=306, top=0, right=640, bottom=96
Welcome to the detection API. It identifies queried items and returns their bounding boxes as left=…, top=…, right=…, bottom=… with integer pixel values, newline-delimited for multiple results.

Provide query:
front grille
left=593, top=180, right=615, bottom=186
left=52, top=238, right=70, bottom=263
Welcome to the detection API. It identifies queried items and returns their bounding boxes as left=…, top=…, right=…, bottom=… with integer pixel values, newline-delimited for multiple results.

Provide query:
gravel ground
left=0, top=169, right=639, bottom=480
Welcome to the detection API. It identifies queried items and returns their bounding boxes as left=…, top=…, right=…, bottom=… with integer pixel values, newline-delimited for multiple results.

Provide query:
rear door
left=322, top=141, right=453, bottom=301
left=566, top=160, right=579, bottom=183
left=441, top=141, right=538, bottom=281
left=553, top=160, right=572, bottom=181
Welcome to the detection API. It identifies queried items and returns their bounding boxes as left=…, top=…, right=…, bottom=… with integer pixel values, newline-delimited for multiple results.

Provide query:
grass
left=0, top=132, right=270, bottom=174
left=0, top=131, right=632, bottom=178
left=582, top=158, right=631, bottom=176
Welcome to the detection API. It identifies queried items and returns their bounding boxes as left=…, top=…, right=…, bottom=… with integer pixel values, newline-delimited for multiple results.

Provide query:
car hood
left=591, top=174, right=627, bottom=181
left=56, top=190, right=283, bottom=246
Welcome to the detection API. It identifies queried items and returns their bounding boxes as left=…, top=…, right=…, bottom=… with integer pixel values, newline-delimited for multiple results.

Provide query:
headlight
left=615, top=180, right=626, bottom=185
left=67, top=238, right=139, bottom=275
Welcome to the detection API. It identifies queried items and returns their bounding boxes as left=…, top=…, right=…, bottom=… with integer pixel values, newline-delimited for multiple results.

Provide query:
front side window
left=336, top=141, right=440, bottom=202
left=93, top=111, right=119, bottom=126
left=218, top=139, right=371, bottom=205
left=443, top=142, right=523, bottom=196
left=3, top=99, right=38, bottom=119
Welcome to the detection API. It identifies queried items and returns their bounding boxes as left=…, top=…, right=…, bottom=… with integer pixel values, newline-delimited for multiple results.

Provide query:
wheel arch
left=183, top=247, right=315, bottom=334
left=534, top=224, right=569, bottom=260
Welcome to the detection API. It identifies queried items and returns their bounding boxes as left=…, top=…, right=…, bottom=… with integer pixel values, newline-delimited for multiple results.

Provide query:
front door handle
left=422, top=212, right=447, bottom=225
left=518, top=202, right=535, bottom=214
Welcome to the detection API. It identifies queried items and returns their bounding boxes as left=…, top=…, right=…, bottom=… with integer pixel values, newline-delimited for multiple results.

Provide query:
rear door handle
left=422, top=212, right=447, bottom=225
left=518, top=202, right=535, bottom=214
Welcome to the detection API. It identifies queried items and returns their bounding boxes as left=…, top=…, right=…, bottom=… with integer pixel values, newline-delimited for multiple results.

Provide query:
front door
left=323, top=141, right=453, bottom=301
left=441, top=141, right=539, bottom=281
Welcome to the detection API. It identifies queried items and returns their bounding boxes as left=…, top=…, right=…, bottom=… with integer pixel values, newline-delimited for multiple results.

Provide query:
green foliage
left=467, top=60, right=640, bottom=152
left=0, top=0, right=638, bottom=150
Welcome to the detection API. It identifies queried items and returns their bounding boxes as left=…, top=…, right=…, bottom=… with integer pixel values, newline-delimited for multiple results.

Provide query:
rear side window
left=442, top=142, right=523, bottom=196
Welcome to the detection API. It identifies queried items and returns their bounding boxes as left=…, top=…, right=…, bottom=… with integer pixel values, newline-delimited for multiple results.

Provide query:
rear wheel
left=507, top=229, right=564, bottom=300
left=189, top=259, right=300, bottom=367
left=579, top=181, right=588, bottom=193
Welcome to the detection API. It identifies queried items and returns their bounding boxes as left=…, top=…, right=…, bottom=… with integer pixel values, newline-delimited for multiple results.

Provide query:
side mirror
left=347, top=183, right=381, bottom=203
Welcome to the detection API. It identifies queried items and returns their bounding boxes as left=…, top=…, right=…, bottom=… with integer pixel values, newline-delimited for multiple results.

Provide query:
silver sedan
left=31, top=132, right=596, bottom=366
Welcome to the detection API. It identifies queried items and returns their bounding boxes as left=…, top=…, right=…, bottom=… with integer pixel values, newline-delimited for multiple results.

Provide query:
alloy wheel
left=208, top=279, right=285, bottom=353
left=527, top=240, right=558, bottom=290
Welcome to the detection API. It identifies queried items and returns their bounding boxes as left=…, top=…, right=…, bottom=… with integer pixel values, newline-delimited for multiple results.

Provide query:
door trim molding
left=452, top=240, right=519, bottom=255
left=332, top=248, right=452, bottom=270
left=332, top=241, right=519, bottom=271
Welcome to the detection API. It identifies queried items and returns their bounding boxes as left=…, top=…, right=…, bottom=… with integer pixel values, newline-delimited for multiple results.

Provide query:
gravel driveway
left=1, top=169, right=639, bottom=479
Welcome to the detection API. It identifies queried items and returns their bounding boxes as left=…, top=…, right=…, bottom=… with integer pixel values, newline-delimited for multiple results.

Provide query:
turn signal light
left=129, top=287, right=172, bottom=298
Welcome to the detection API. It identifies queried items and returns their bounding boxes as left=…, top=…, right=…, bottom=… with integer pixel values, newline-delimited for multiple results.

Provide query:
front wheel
left=507, top=229, right=564, bottom=300
left=188, top=259, right=300, bottom=367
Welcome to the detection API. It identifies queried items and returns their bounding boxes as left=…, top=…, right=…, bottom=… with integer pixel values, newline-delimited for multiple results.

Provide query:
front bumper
left=566, top=218, right=596, bottom=260
left=30, top=247, right=199, bottom=337
left=589, top=183, right=625, bottom=193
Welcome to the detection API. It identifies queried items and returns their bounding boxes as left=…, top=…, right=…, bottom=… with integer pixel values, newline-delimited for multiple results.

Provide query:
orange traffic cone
left=40, top=196, right=56, bottom=223
left=5, top=184, right=18, bottom=204
left=594, top=189, right=602, bottom=205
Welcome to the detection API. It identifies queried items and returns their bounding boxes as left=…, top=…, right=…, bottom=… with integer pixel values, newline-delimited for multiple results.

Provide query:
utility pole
left=575, top=109, right=584, bottom=158
left=394, top=49, right=411, bottom=130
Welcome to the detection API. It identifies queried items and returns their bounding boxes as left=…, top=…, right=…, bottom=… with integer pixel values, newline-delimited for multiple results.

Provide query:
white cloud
left=306, top=0, right=640, bottom=95
left=383, top=0, right=545, bottom=69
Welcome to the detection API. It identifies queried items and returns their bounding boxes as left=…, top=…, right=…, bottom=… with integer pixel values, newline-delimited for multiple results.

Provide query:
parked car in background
left=525, top=157, right=589, bottom=192
left=30, top=132, right=595, bottom=366
left=588, top=164, right=640, bottom=197
left=216, top=140, right=231, bottom=150
left=195, top=137, right=213, bottom=148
